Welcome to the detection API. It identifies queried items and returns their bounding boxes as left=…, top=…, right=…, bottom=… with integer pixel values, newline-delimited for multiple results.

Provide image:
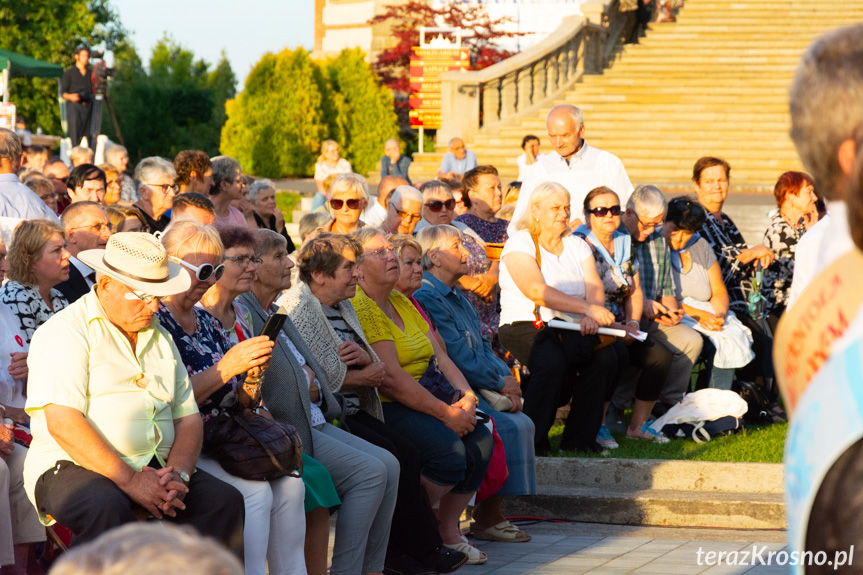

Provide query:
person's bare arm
left=315, top=179, right=326, bottom=194
left=189, top=337, right=274, bottom=405
left=706, top=261, right=730, bottom=318
left=736, top=244, right=774, bottom=268
left=43, top=404, right=180, bottom=518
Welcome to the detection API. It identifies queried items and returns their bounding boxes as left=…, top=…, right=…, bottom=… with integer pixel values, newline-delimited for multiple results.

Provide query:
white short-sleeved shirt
left=23, top=290, right=198, bottom=522
left=314, top=158, right=352, bottom=183
left=499, top=229, right=594, bottom=325
left=516, top=152, right=543, bottom=182
left=508, top=145, right=634, bottom=236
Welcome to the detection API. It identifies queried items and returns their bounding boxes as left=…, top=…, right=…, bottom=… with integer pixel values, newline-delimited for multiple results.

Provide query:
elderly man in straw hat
left=22, top=233, right=245, bottom=559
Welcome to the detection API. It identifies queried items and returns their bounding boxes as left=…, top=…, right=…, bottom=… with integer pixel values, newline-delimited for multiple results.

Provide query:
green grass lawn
left=275, top=191, right=303, bottom=223
left=548, top=421, right=787, bottom=463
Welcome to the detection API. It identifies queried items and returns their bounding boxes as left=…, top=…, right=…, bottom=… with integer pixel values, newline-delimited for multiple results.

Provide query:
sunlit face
left=547, top=113, right=584, bottom=159
left=394, top=245, right=423, bottom=296
left=145, top=174, right=178, bottom=214
left=99, top=276, right=160, bottom=334
left=533, top=191, right=571, bottom=236
left=661, top=221, right=694, bottom=251
left=189, top=168, right=213, bottom=195
left=468, top=174, right=502, bottom=214
left=254, top=188, right=278, bottom=216
left=694, top=165, right=729, bottom=210
left=222, top=171, right=244, bottom=202
left=33, top=234, right=71, bottom=287
left=70, top=177, right=106, bottom=204
left=434, top=235, right=469, bottom=277
left=104, top=173, right=121, bottom=205
left=324, top=144, right=340, bottom=163
left=34, top=183, right=58, bottom=213
left=69, top=208, right=112, bottom=252
left=524, top=138, right=540, bottom=156
left=221, top=245, right=258, bottom=295
left=257, top=244, right=294, bottom=292
left=330, top=187, right=366, bottom=228
left=385, top=141, right=401, bottom=162
left=386, top=195, right=423, bottom=235
left=114, top=152, right=129, bottom=173
left=232, top=184, right=252, bottom=213
left=422, top=188, right=456, bottom=226
left=359, top=235, right=399, bottom=288
left=178, top=250, right=223, bottom=302
left=319, top=249, right=359, bottom=304
left=450, top=139, right=466, bottom=160
left=629, top=209, right=665, bottom=243
left=587, top=192, right=621, bottom=235
left=787, top=182, right=817, bottom=214
left=122, top=216, right=145, bottom=233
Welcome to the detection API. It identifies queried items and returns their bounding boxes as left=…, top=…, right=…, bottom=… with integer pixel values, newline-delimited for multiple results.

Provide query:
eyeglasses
left=171, top=257, right=226, bottom=282
left=330, top=198, right=362, bottom=210
left=392, top=205, right=421, bottom=222
left=224, top=255, right=262, bottom=267
left=145, top=182, right=180, bottom=194
left=70, top=222, right=113, bottom=234
left=425, top=199, right=455, bottom=212
left=123, top=285, right=158, bottom=305
left=588, top=205, right=621, bottom=218
left=48, top=175, right=68, bottom=184
left=365, top=247, right=395, bottom=260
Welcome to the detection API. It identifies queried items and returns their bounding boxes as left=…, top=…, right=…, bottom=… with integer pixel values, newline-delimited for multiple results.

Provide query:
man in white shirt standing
left=55, top=201, right=113, bottom=303
left=509, top=105, right=634, bottom=236
left=516, top=135, right=542, bottom=182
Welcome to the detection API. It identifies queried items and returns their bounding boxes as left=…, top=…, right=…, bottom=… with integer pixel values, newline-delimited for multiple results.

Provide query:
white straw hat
left=77, top=232, right=191, bottom=297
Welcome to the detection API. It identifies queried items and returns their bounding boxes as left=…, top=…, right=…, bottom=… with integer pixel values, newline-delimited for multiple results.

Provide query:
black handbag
left=418, top=355, right=460, bottom=404
left=203, top=407, right=304, bottom=481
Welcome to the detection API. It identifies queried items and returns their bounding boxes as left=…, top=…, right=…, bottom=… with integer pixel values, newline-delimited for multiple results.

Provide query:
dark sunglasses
left=172, top=257, right=226, bottom=282
left=425, top=199, right=455, bottom=212
left=330, top=198, right=362, bottom=210
left=588, top=205, right=621, bottom=217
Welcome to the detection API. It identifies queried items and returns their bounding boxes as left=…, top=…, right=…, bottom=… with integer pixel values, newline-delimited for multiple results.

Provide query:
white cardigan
left=278, top=282, right=384, bottom=422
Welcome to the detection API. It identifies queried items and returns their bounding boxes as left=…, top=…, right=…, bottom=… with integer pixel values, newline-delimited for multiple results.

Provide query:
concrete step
left=500, top=458, right=785, bottom=529
left=503, top=487, right=785, bottom=529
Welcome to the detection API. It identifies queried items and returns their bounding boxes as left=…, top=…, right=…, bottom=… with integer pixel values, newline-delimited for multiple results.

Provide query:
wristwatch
left=176, top=470, right=191, bottom=487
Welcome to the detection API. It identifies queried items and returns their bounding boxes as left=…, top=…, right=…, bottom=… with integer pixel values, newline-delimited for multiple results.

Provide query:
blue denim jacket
left=414, top=272, right=509, bottom=391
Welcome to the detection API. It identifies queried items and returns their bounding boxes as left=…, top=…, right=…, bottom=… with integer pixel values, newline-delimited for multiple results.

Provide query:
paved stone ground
left=325, top=521, right=791, bottom=575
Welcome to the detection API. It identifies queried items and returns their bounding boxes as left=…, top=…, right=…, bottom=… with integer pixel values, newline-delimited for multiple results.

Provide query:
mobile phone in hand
left=260, top=307, right=288, bottom=341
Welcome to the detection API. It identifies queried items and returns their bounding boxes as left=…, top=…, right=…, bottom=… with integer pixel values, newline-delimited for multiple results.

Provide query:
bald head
left=546, top=105, right=585, bottom=160
left=449, top=138, right=466, bottom=160
left=377, top=176, right=409, bottom=208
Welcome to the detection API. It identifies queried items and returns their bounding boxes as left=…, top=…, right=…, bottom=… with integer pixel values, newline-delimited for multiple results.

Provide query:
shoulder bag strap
left=531, top=234, right=544, bottom=329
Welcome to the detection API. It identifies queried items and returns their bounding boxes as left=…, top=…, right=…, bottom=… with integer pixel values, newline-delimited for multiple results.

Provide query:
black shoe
left=606, top=403, right=627, bottom=434
left=422, top=545, right=469, bottom=574
left=384, top=554, right=437, bottom=575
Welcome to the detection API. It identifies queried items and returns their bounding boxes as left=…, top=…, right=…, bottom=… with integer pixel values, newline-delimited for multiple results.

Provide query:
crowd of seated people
left=0, top=120, right=816, bottom=574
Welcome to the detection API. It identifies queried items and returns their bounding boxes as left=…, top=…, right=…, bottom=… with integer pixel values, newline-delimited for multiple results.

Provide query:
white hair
left=391, top=185, right=423, bottom=207
left=627, top=184, right=667, bottom=219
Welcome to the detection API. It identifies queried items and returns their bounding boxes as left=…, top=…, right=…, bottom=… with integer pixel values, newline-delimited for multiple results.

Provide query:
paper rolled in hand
left=547, top=319, right=648, bottom=342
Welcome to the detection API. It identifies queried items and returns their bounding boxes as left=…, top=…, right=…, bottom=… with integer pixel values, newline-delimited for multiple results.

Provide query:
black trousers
left=66, top=101, right=91, bottom=147
left=606, top=336, right=672, bottom=403
left=500, top=322, right=617, bottom=455
left=736, top=312, right=778, bottom=401
left=34, top=459, right=246, bottom=561
left=344, top=410, right=441, bottom=561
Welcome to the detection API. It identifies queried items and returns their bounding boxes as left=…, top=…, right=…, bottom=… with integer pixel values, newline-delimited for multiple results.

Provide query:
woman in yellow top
left=350, top=227, right=494, bottom=565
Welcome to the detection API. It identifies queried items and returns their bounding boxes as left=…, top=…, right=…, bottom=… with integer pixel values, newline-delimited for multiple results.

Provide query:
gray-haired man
left=613, top=185, right=703, bottom=419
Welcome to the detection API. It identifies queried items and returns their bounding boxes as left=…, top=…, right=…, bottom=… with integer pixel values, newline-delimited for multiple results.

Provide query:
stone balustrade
left=436, top=0, right=623, bottom=147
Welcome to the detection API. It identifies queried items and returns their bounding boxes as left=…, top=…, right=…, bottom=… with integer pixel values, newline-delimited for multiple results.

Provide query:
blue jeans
left=381, top=402, right=494, bottom=494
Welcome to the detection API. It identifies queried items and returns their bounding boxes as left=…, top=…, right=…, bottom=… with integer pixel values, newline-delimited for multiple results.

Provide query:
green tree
left=221, top=48, right=329, bottom=178
left=0, top=0, right=127, bottom=134
left=105, top=36, right=235, bottom=162
left=323, top=48, right=399, bottom=176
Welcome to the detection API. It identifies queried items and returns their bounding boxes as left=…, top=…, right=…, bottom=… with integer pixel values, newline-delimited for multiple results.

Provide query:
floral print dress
left=762, top=211, right=805, bottom=315
left=156, top=304, right=238, bottom=422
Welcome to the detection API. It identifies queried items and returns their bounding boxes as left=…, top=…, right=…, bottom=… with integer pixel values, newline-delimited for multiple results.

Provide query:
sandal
left=443, top=537, right=487, bottom=565
left=767, top=403, right=787, bottom=423
left=471, top=520, right=532, bottom=542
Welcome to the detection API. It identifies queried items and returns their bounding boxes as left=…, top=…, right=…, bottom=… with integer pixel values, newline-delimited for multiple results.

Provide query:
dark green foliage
left=104, top=37, right=235, bottom=163
left=222, top=47, right=398, bottom=178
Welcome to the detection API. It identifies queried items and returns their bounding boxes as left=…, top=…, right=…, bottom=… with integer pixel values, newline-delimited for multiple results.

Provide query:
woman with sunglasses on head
left=576, top=187, right=671, bottom=444
left=498, top=183, right=615, bottom=456
left=324, top=174, right=368, bottom=235
left=155, top=221, right=309, bottom=575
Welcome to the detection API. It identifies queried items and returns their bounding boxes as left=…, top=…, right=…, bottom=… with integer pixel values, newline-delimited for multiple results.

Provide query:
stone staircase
left=408, top=0, right=863, bottom=190
left=503, top=458, right=786, bottom=529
